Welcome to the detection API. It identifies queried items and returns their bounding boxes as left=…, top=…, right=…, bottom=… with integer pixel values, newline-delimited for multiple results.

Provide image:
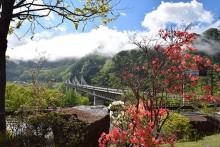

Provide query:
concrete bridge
left=65, top=77, right=126, bottom=105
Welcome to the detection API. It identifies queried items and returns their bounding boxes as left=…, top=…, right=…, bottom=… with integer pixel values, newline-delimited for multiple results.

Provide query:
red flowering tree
left=99, top=30, right=220, bottom=147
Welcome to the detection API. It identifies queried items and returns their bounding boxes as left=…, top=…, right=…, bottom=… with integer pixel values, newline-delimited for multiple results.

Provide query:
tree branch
left=13, top=0, right=26, bottom=9
left=12, top=0, right=116, bottom=22
left=0, top=0, right=2, bottom=9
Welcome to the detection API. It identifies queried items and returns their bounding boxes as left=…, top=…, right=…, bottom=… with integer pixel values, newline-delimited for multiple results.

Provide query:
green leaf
left=26, top=15, right=32, bottom=21
left=101, top=19, right=107, bottom=26
left=74, top=22, right=79, bottom=30
left=56, top=0, right=60, bottom=4
left=15, top=21, right=22, bottom=29
left=107, top=18, right=115, bottom=23
left=75, top=8, right=84, bottom=14
left=8, top=26, right=14, bottom=35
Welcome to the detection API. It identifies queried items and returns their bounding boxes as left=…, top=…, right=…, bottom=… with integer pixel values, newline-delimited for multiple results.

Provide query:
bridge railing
left=68, top=81, right=125, bottom=95
left=81, top=84, right=124, bottom=94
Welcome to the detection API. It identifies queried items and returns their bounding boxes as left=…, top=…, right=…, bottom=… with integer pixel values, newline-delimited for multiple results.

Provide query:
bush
left=162, top=112, right=194, bottom=141
left=76, top=96, right=90, bottom=105
left=2, top=112, right=87, bottom=146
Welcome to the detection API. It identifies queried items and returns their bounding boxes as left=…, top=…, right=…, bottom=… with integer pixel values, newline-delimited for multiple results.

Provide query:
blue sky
left=7, top=0, right=220, bottom=61
left=108, top=0, right=220, bottom=31
left=68, top=0, right=220, bottom=32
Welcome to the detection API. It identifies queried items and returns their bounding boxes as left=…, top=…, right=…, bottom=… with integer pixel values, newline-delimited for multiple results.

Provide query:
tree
left=63, top=89, right=80, bottom=107
left=99, top=30, right=220, bottom=146
left=0, top=0, right=120, bottom=134
left=5, top=82, right=31, bottom=108
left=25, top=52, right=49, bottom=109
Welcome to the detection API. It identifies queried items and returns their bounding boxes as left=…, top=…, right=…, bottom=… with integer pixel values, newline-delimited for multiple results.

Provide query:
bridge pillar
left=93, top=97, right=105, bottom=106
left=93, top=96, right=96, bottom=106
left=93, top=90, right=96, bottom=106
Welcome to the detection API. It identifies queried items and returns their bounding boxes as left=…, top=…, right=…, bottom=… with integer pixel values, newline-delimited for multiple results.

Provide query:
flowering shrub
left=99, top=29, right=220, bottom=147
left=99, top=102, right=175, bottom=147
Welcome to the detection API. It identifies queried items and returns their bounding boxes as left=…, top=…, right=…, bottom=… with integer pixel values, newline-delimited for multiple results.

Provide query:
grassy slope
left=162, top=133, right=220, bottom=147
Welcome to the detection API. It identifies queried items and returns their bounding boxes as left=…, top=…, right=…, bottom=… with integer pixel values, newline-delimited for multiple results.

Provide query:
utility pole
left=210, top=67, right=214, bottom=96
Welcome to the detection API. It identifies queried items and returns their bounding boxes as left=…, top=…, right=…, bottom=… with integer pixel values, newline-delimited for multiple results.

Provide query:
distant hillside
left=203, top=28, right=220, bottom=42
left=91, top=49, right=146, bottom=88
left=6, top=54, right=110, bottom=84
left=193, top=28, right=220, bottom=63
left=6, top=58, right=76, bottom=82
left=68, top=54, right=109, bottom=84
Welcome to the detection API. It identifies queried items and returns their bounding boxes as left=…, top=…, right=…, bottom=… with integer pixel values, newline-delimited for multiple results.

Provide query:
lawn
left=162, top=133, right=220, bottom=147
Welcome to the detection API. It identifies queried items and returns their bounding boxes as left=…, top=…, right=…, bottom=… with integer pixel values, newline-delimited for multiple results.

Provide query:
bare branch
left=13, top=0, right=26, bottom=9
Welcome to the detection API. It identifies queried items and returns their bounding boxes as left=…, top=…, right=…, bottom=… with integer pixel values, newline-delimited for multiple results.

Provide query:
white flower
left=107, top=104, right=112, bottom=109
left=108, top=101, right=124, bottom=110
left=112, top=100, right=124, bottom=106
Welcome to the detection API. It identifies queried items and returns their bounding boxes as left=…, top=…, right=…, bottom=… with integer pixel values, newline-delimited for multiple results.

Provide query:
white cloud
left=120, top=12, right=127, bottom=16
left=33, top=31, right=54, bottom=41
left=189, top=20, right=220, bottom=34
left=54, top=26, right=66, bottom=32
left=142, top=0, right=214, bottom=32
left=193, top=36, right=220, bottom=55
left=7, top=34, right=31, bottom=48
left=7, top=26, right=135, bottom=61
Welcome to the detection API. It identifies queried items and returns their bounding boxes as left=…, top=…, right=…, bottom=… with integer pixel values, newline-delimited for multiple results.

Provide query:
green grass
left=162, top=133, right=220, bottom=147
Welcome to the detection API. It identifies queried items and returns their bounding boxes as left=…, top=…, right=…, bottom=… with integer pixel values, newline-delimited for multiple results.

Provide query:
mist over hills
left=7, top=28, right=220, bottom=85
left=193, top=28, right=220, bottom=61
left=192, top=28, right=220, bottom=63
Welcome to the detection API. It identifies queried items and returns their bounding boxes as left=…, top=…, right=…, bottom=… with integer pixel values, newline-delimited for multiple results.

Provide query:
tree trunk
left=0, top=0, right=15, bottom=134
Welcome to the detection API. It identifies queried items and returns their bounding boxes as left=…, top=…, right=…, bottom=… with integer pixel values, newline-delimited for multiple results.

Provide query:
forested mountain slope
left=6, top=59, right=76, bottom=82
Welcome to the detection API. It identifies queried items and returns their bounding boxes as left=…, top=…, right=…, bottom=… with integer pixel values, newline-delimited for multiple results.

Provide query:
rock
left=58, top=105, right=110, bottom=147
left=184, top=113, right=220, bottom=135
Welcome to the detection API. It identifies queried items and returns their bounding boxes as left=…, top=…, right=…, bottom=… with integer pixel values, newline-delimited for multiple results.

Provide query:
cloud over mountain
left=7, top=26, right=133, bottom=61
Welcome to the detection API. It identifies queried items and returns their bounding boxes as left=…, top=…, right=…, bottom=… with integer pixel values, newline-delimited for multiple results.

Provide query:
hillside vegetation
left=6, top=59, right=76, bottom=82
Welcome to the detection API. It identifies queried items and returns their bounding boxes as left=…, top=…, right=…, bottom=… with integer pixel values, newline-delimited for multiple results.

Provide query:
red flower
left=184, top=94, right=191, bottom=100
left=129, top=73, right=133, bottom=78
left=190, top=76, right=199, bottom=81
left=202, top=84, right=212, bottom=91
left=152, top=58, right=159, bottom=64
left=193, top=55, right=203, bottom=62
left=164, top=80, right=169, bottom=84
